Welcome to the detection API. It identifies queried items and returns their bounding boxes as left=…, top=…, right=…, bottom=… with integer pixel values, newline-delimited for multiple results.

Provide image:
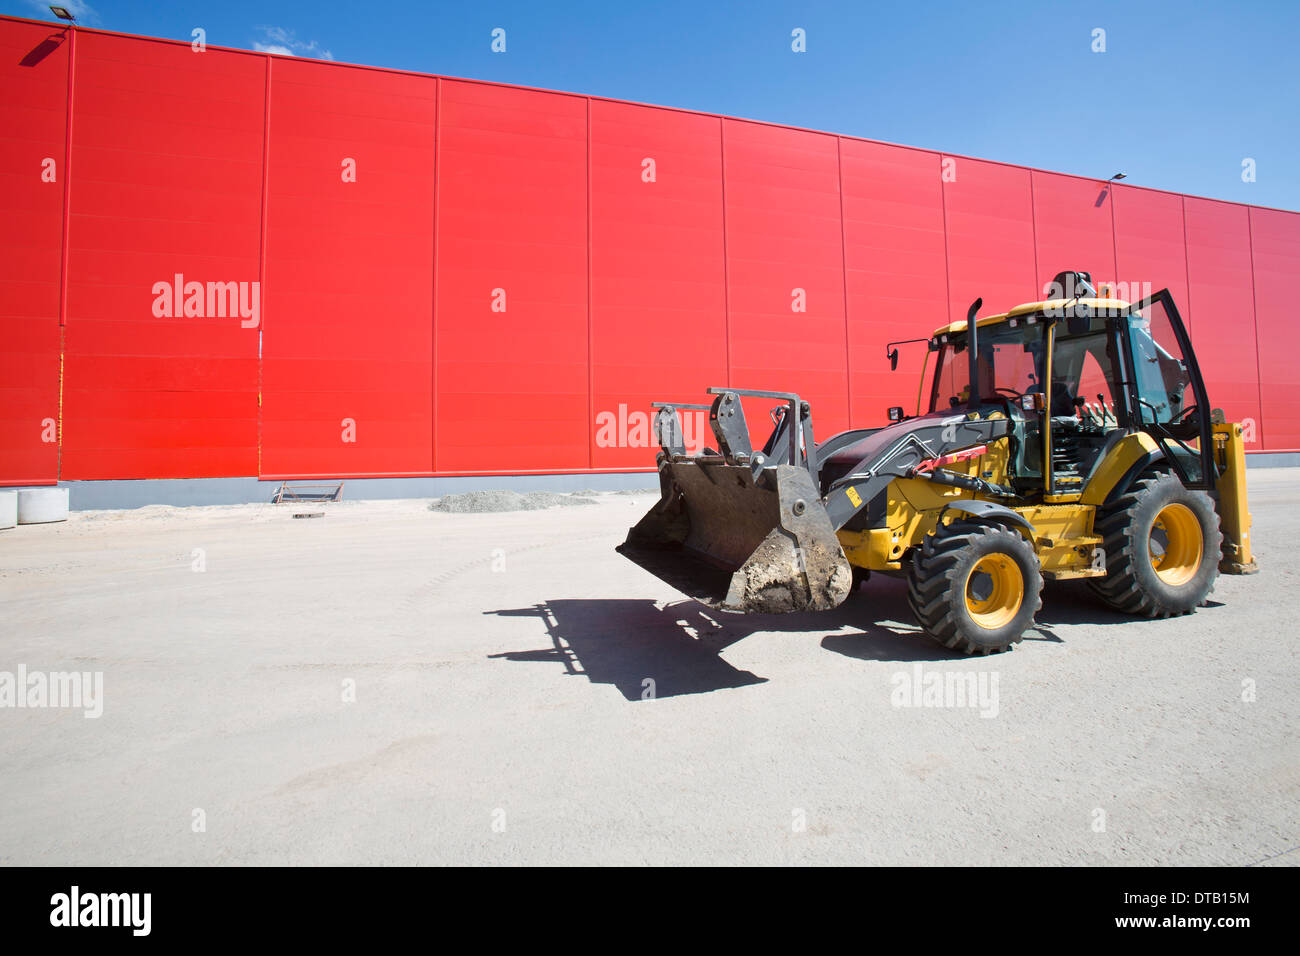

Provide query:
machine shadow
left=1036, top=579, right=1227, bottom=627
left=1037, top=580, right=1132, bottom=628
left=488, top=576, right=1064, bottom=701
left=487, top=570, right=1215, bottom=698
left=820, top=575, right=1065, bottom=660
left=486, top=599, right=769, bottom=700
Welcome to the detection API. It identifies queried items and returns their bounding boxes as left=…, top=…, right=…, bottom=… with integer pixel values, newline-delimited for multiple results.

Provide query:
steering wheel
left=991, top=387, right=1024, bottom=399
left=1174, top=403, right=1199, bottom=425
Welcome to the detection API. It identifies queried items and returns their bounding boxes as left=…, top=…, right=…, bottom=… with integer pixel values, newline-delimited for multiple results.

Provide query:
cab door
left=1121, top=290, right=1215, bottom=489
left=1044, top=315, right=1132, bottom=497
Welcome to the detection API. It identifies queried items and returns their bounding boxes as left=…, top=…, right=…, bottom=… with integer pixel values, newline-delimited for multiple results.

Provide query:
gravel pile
left=428, top=491, right=597, bottom=513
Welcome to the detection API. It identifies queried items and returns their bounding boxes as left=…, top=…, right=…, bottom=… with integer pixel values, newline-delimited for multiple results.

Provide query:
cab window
left=1050, top=329, right=1124, bottom=423
left=930, top=339, right=970, bottom=410
left=1129, top=312, right=1192, bottom=425
left=929, top=321, right=1046, bottom=412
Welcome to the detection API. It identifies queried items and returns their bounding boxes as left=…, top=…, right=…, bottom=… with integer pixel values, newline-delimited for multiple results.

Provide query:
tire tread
left=906, top=519, right=1043, bottom=655
left=1088, top=473, right=1222, bottom=617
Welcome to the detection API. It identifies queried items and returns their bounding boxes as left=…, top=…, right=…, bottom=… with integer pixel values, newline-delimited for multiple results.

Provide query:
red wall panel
left=1182, top=197, right=1263, bottom=448
left=1031, top=171, right=1116, bottom=294
left=261, top=59, right=435, bottom=478
left=0, top=20, right=65, bottom=485
left=0, top=16, right=1295, bottom=484
left=839, top=140, right=947, bottom=424
left=723, top=119, right=849, bottom=436
left=942, top=157, right=1036, bottom=320
left=434, top=80, right=588, bottom=472
left=589, top=101, right=726, bottom=468
left=61, top=32, right=263, bottom=478
left=1249, top=207, right=1300, bottom=451
left=1111, top=184, right=1190, bottom=314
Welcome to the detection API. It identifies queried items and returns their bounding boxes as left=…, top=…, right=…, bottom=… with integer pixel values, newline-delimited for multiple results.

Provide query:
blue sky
left=10, top=0, right=1299, bottom=210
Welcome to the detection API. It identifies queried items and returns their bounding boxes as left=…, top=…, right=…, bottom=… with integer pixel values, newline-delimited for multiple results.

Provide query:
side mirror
left=887, top=347, right=899, bottom=371
left=887, top=406, right=905, bottom=422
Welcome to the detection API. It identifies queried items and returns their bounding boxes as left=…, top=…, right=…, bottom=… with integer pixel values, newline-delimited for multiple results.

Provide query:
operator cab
left=924, top=271, right=1212, bottom=498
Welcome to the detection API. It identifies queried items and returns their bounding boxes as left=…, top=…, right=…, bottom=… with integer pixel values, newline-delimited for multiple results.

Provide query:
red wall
left=941, top=157, right=1037, bottom=333
left=840, top=141, right=947, bottom=424
left=262, top=58, right=436, bottom=478
left=61, top=30, right=264, bottom=479
left=1032, top=171, right=1117, bottom=295
left=0, top=19, right=65, bottom=485
left=2, top=14, right=1298, bottom=486
left=435, top=79, right=589, bottom=473
left=723, top=120, right=850, bottom=436
left=589, top=100, right=726, bottom=468
left=1251, top=207, right=1300, bottom=451
left=1111, top=184, right=1189, bottom=316
left=1182, top=198, right=1264, bottom=443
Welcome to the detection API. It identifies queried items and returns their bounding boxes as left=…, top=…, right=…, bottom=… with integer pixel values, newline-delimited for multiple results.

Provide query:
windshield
left=930, top=339, right=970, bottom=410
left=929, top=320, right=1047, bottom=412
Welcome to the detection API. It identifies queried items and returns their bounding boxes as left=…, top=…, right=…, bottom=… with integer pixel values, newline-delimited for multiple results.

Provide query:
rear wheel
left=906, top=519, right=1043, bottom=655
left=1090, top=472, right=1221, bottom=616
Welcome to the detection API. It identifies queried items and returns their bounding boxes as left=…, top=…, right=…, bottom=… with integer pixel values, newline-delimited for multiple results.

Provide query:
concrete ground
left=1, top=471, right=1296, bottom=866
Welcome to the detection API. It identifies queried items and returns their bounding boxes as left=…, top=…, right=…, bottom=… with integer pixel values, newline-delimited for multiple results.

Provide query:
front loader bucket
left=617, top=460, right=852, bottom=614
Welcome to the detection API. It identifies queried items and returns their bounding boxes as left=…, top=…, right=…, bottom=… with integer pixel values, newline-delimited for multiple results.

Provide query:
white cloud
left=251, top=26, right=333, bottom=60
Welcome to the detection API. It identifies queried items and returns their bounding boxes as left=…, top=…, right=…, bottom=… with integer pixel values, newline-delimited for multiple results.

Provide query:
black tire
left=906, top=519, right=1043, bottom=655
left=1089, top=472, right=1222, bottom=617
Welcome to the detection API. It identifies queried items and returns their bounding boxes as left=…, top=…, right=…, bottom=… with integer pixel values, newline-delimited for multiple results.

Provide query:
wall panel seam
left=1181, top=196, right=1193, bottom=333
left=256, top=54, right=272, bottom=479
left=1028, top=170, right=1040, bottom=295
left=836, top=137, right=852, bottom=427
left=1246, top=208, right=1266, bottom=450
left=719, top=118, right=731, bottom=385
left=1108, top=182, right=1119, bottom=283
left=55, top=25, right=77, bottom=481
left=585, top=96, right=594, bottom=469
left=432, top=76, right=441, bottom=473
left=939, top=155, right=952, bottom=327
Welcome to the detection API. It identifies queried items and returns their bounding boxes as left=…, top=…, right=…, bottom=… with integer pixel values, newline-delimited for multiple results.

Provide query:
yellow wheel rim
left=963, top=553, right=1024, bottom=630
left=1149, top=503, right=1202, bottom=586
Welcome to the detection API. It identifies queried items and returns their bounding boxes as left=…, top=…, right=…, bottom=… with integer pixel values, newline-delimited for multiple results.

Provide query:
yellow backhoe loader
left=617, top=271, right=1257, bottom=654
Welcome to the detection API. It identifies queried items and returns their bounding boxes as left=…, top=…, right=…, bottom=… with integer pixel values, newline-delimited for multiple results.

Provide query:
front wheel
left=906, top=518, right=1043, bottom=655
left=1090, top=472, right=1222, bottom=617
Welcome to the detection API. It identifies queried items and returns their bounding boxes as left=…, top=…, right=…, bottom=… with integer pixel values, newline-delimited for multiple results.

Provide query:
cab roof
left=929, top=297, right=1132, bottom=339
